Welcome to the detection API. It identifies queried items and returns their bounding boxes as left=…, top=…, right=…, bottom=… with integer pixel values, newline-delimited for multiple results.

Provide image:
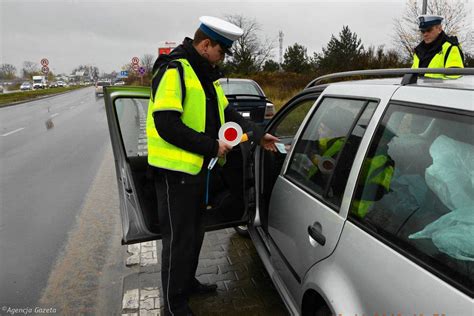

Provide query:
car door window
left=115, top=98, right=149, bottom=158
left=350, top=103, right=474, bottom=293
left=285, top=97, right=376, bottom=207
left=273, top=98, right=315, bottom=140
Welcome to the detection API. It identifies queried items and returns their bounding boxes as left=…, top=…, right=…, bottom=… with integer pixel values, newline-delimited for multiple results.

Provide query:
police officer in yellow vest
left=411, top=14, right=464, bottom=78
left=146, top=16, right=278, bottom=316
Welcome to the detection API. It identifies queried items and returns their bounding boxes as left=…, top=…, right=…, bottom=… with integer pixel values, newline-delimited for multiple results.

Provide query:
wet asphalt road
left=0, top=88, right=110, bottom=306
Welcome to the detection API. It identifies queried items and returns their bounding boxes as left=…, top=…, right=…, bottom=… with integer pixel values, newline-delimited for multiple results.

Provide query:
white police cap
left=417, top=15, right=443, bottom=30
left=199, top=16, right=244, bottom=54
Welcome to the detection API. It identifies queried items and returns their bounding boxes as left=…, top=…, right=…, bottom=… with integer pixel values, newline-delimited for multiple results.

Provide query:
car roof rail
left=305, top=67, right=474, bottom=89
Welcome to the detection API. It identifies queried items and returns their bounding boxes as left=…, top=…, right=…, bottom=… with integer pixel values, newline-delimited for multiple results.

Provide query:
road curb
left=0, top=87, right=88, bottom=108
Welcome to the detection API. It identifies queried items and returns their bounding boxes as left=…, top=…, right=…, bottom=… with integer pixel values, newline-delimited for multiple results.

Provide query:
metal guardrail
left=305, top=68, right=474, bottom=88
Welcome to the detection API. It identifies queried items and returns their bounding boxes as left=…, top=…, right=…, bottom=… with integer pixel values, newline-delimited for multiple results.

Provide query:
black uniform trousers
left=153, top=167, right=210, bottom=315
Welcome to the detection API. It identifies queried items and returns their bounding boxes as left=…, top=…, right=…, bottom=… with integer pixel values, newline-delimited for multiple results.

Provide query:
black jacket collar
left=414, top=31, right=448, bottom=68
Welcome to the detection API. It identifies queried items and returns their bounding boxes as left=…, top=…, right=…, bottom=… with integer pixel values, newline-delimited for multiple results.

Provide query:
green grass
left=0, top=86, right=85, bottom=107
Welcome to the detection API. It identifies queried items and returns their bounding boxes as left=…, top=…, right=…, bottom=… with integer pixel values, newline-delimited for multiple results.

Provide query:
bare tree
left=224, top=14, right=275, bottom=74
left=0, top=64, right=17, bottom=79
left=393, top=0, right=472, bottom=60
left=141, top=54, right=155, bottom=75
left=22, top=61, right=40, bottom=79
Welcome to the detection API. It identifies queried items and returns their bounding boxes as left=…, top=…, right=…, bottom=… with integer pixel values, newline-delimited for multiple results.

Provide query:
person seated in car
left=351, top=128, right=396, bottom=218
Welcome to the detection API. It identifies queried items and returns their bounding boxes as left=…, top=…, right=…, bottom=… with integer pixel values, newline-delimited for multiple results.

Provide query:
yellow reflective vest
left=146, top=58, right=228, bottom=175
left=412, top=41, right=464, bottom=79
left=351, top=155, right=394, bottom=218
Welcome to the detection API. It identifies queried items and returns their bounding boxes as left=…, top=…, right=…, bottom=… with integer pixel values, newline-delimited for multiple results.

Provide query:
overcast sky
left=0, top=0, right=472, bottom=75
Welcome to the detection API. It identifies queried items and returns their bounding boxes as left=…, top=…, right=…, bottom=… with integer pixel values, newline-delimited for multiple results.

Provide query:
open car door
left=104, top=86, right=251, bottom=244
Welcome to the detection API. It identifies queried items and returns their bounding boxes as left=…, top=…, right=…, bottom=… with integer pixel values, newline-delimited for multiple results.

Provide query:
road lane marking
left=1, top=127, right=25, bottom=137
left=51, top=113, right=59, bottom=118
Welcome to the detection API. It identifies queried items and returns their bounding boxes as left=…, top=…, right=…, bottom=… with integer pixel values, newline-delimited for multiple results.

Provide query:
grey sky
left=0, top=0, right=470, bottom=75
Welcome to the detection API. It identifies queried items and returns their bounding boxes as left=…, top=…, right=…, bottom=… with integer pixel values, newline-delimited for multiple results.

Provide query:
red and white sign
left=218, top=122, right=243, bottom=147
left=132, top=64, right=140, bottom=71
left=41, top=58, right=49, bottom=66
left=131, top=57, right=140, bottom=65
left=157, top=41, right=177, bottom=56
left=158, top=47, right=172, bottom=55
left=42, top=66, right=49, bottom=74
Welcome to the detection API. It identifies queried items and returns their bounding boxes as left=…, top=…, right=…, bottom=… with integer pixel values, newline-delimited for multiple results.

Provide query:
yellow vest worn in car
left=307, top=137, right=345, bottom=179
left=412, top=41, right=464, bottom=79
left=146, top=58, right=228, bottom=175
left=351, top=155, right=394, bottom=218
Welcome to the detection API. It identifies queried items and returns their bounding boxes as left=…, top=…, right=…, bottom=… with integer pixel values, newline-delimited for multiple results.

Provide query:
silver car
left=104, top=68, right=473, bottom=315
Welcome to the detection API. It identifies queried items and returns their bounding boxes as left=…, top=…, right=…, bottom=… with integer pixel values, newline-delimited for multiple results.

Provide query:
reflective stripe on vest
left=146, top=58, right=228, bottom=175
left=411, top=41, right=464, bottom=79
left=351, top=155, right=394, bottom=218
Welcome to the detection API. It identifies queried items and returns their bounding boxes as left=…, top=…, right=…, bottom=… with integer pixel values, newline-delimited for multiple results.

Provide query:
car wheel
left=234, top=225, right=250, bottom=238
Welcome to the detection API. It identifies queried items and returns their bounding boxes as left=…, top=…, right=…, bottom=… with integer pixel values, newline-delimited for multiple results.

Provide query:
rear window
left=220, top=81, right=262, bottom=96
left=97, top=82, right=110, bottom=87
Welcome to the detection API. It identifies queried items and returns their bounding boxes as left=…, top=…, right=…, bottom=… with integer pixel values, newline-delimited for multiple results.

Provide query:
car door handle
left=308, top=223, right=326, bottom=246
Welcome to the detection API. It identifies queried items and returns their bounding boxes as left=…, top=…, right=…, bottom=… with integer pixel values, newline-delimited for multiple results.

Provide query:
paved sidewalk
left=121, top=228, right=287, bottom=316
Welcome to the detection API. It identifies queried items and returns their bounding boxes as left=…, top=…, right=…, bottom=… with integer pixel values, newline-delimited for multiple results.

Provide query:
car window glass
left=325, top=101, right=378, bottom=207
left=273, top=98, right=315, bottom=141
left=350, top=103, right=474, bottom=292
left=115, top=98, right=149, bottom=157
left=220, top=81, right=261, bottom=95
left=286, top=97, right=368, bottom=200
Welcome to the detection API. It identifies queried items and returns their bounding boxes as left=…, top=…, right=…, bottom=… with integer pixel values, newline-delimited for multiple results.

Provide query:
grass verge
left=0, top=86, right=85, bottom=107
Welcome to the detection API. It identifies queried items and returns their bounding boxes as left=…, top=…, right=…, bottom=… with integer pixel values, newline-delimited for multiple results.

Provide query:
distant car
left=49, top=82, right=58, bottom=88
left=219, top=78, right=275, bottom=126
left=95, top=81, right=111, bottom=96
left=57, top=81, right=67, bottom=87
left=20, top=82, right=32, bottom=91
left=114, top=80, right=125, bottom=86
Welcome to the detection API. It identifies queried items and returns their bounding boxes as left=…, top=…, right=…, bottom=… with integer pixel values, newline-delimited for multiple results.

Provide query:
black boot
left=191, top=278, right=217, bottom=294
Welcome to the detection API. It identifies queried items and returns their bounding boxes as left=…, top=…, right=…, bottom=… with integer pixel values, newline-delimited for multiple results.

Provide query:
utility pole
left=279, top=31, right=284, bottom=68
left=422, top=0, right=427, bottom=14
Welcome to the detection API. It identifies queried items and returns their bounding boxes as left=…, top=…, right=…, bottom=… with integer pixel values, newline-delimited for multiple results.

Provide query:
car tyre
left=234, top=225, right=250, bottom=238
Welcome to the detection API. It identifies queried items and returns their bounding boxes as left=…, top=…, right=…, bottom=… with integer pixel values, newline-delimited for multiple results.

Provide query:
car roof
left=301, top=75, right=473, bottom=113
left=330, top=76, right=474, bottom=90
left=304, top=68, right=474, bottom=91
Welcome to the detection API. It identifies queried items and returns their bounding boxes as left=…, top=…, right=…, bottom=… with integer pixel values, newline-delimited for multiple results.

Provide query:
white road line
left=1, top=127, right=25, bottom=137
left=51, top=113, right=59, bottom=118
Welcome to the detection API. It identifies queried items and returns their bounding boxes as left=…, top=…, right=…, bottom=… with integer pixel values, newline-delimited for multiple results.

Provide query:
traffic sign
left=132, top=64, right=140, bottom=71
left=42, top=66, right=49, bottom=74
left=120, top=71, right=129, bottom=77
left=132, top=57, right=140, bottom=65
left=41, top=58, right=49, bottom=66
left=218, top=122, right=243, bottom=147
left=138, top=67, right=146, bottom=76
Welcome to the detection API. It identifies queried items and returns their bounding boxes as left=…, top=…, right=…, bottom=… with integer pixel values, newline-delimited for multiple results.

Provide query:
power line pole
left=422, top=0, right=427, bottom=14
left=279, top=31, right=284, bottom=68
